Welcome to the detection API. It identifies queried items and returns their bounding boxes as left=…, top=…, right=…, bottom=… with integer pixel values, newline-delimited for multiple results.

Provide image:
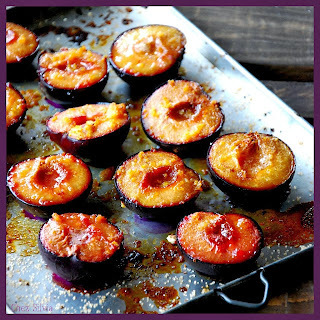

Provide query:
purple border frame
left=2, top=0, right=318, bottom=319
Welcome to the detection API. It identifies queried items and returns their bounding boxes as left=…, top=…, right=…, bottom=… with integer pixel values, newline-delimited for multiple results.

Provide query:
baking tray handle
left=216, top=268, right=269, bottom=309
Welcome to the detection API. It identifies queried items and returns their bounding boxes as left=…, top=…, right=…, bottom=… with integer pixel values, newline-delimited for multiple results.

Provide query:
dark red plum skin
left=38, top=224, right=125, bottom=285
left=142, top=115, right=224, bottom=158
left=11, top=182, right=92, bottom=219
left=46, top=116, right=130, bottom=162
left=109, top=53, right=183, bottom=88
left=114, top=180, right=200, bottom=222
left=176, top=215, right=264, bottom=281
left=7, top=108, right=27, bottom=136
left=7, top=42, right=39, bottom=81
left=6, top=83, right=27, bottom=137
left=39, top=72, right=109, bottom=105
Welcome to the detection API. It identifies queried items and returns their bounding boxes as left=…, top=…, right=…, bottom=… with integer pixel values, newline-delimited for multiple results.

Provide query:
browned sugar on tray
left=6, top=210, right=43, bottom=256
left=231, top=201, right=314, bottom=247
left=125, top=240, right=184, bottom=279
left=117, top=280, right=179, bottom=314
left=21, top=89, right=42, bottom=108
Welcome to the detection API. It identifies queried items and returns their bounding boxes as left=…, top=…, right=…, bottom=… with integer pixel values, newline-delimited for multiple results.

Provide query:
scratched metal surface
left=6, top=6, right=313, bottom=314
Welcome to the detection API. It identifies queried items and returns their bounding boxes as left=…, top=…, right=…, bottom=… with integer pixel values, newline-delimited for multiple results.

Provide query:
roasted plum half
left=38, top=46, right=108, bottom=104
left=109, top=25, right=186, bottom=87
left=142, top=80, right=224, bottom=156
left=114, top=149, right=202, bottom=220
left=39, top=213, right=124, bottom=285
left=46, top=103, right=130, bottom=161
left=7, top=153, right=92, bottom=218
left=177, top=211, right=263, bottom=280
left=6, top=82, right=27, bottom=135
left=207, top=132, right=296, bottom=208
left=6, top=22, right=39, bottom=78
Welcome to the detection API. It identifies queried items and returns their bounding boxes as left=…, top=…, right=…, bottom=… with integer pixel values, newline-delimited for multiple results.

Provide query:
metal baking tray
left=6, top=6, right=314, bottom=314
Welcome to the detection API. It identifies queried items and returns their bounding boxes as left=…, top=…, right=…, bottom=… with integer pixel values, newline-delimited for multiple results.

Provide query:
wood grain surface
left=176, top=6, right=314, bottom=314
left=176, top=7, right=314, bottom=66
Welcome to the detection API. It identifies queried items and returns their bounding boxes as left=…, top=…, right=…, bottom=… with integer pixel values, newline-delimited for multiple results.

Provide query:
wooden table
left=176, top=6, right=314, bottom=314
